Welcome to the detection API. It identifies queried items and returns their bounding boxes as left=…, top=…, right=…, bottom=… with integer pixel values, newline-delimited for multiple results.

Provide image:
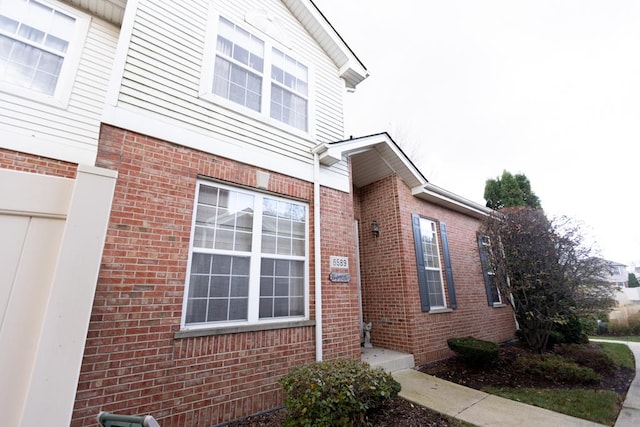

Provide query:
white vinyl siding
left=115, top=0, right=346, bottom=170
left=0, top=10, right=119, bottom=165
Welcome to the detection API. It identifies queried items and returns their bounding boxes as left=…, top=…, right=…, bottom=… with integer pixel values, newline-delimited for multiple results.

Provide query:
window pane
left=259, top=298, right=272, bottom=318
left=290, top=297, right=304, bottom=316
left=207, top=299, right=228, bottom=322
left=0, top=16, right=19, bottom=33
left=18, top=24, right=45, bottom=44
left=213, top=16, right=263, bottom=110
left=209, top=275, right=229, bottom=297
left=229, top=298, right=248, bottom=320
left=188, top=275, right=209, bottom=298
left=259, top=258, right=304, bottom=319
left=186, top=299, right=207, bottom=323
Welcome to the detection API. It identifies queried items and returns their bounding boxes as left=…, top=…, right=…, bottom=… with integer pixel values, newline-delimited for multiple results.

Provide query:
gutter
left=414, top=182, right=493, bottom=219
left=313, top=152, right=323, bottom=362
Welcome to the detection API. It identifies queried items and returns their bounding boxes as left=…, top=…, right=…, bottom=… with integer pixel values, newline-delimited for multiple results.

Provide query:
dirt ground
left=226, top=341, right=635, bottom=426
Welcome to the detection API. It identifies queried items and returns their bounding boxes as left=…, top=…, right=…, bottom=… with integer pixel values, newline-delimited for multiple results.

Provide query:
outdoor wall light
left=371, top=220, right=381, bottom=238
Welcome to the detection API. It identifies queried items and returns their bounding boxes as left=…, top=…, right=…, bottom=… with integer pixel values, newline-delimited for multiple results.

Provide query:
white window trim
left=420, top=217, right=447, bottom=310
left=199, top=6, right=316, bottom=140
left=180, top=180, right=310, bottom=331
left=0, top=0, right=90, bottom=108
left=480, top=235, right=504, bottom=305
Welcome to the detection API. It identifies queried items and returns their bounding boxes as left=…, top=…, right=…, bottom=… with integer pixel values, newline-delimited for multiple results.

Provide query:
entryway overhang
left=313, top=133, right=427, bottom=189
left=313, top=132, right=492, bottom=219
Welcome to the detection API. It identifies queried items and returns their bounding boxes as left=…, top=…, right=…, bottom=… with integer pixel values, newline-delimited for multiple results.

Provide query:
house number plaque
left=330, top=256, right=349, bottom=269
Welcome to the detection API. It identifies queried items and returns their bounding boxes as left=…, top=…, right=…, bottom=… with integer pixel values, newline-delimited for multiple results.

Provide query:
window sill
left=174, top=319, right=316, bottom=339
left=428, top=308, right=453, bottom=314
left=492, top=303, right=508, bottom=308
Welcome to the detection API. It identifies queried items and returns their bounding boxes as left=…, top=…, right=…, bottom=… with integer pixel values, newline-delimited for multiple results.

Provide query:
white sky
left=315, top=0, right=640, bottom=268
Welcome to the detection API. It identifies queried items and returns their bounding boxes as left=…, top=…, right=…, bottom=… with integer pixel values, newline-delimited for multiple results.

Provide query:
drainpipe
left=313, top=152, right=323, bottom=362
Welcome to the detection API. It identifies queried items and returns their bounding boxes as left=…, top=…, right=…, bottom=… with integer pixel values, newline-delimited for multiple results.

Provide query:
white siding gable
left=0, top=3, right=119, bottom=165
left=105, top=0, right=352, bottom=189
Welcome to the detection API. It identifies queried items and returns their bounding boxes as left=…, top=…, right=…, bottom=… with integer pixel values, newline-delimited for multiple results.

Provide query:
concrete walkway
left=392, top=339, right=640, bottom=427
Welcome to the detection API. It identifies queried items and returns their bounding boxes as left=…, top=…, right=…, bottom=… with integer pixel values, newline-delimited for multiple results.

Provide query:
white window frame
left=181, top=180, right=310, bottom=330
left=418, top=217, right=447, bottom=309
left=0, top=0, right=89, bottom=108
left=199, top=8, right=315, bottom=138
left=479, top=235, right=503, bottom=305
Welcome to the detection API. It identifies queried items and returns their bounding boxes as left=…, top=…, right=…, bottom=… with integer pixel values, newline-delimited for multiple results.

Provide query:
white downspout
left=313, top=153, right=323, bottom=362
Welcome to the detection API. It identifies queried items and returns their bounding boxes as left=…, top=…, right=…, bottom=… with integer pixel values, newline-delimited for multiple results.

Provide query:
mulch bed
left=226, top=341, right=635, bottom=427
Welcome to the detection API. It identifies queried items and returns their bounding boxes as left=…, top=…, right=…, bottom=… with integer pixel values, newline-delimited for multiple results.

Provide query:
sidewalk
left=393, top=339, right=640, bottom=427
left=394, top=369, right=606, bottom=427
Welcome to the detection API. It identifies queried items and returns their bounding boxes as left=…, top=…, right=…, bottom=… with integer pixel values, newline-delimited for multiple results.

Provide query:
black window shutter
left=411, top=214, right=430, bottom=311
left=477, top=234, right=495, bottom=306
left=439, top=222, right=457, bottom=309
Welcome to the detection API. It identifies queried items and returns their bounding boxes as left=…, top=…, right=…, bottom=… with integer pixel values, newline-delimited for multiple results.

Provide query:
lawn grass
left=479, top=342, right=635, bottom=425
left=597, top=342, right=635, bottom=370
left=482, top=387, right=621, bottom=426
left=591, top=335, right=640, bottom=343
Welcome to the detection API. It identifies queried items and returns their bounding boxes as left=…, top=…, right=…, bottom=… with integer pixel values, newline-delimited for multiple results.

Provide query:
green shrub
left=548, top=314, right=587, bottom=346
left=514, top=354, right=602, bottom=385
left=447, top=336, right=499, bottom=366
left=279, top=359, right=401, bottom=427
left=553, top=343, right=616, bottom=375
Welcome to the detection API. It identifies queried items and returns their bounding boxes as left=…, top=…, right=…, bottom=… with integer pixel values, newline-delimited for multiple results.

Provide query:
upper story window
left=0, top=0, right=88, bottom=106
left=203, top=13, right=311, bottom=133
left=182, top=181, right=308, bottom=329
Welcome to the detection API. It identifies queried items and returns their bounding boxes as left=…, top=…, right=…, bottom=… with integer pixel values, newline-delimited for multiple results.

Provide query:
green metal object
left=97, top=411, right=160, bottom=427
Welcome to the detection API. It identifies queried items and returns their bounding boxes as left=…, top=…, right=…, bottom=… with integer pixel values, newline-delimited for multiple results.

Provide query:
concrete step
left=361, top=347, right=415, bottom=373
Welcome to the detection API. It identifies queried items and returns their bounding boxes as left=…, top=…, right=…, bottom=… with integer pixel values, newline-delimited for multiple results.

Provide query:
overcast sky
left=315, top=0, right=640, bottom=268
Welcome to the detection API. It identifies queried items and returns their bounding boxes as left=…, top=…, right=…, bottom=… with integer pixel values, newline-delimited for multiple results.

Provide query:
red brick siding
left=71, top=125, right=360, bottom=426
left=355, top=175, right=516, bottom=366
left=0, top=148, right=77, bottom=178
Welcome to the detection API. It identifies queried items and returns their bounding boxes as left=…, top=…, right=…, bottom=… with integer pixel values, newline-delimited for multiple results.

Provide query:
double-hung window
left=204, top=14, right=310, bottom=133
left=412, top=214, right=457, bottom=312
left=183, top=181, right=308, bottom=328
left=477, top=234, right=503, bottom=306
left=0, top=0, right=88, bottom=105
left=417, top=218, right=446, bottom=308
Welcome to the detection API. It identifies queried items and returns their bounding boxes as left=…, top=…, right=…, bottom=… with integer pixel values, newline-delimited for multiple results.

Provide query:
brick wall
left=0, top=148, right=77, bottom=178
left=71, top=125, right=360, bottom=426
left=356, top=175, right=516, bottom=366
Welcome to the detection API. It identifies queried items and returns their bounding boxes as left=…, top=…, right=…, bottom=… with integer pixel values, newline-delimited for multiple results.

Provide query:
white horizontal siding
left=0, top=15, right=119, bottom=165
left=115, top=0, right=347, bottom=179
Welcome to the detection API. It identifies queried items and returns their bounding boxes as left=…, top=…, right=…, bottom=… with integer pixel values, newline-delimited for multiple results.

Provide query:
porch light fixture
left=371, top=220, right=380, bottom=238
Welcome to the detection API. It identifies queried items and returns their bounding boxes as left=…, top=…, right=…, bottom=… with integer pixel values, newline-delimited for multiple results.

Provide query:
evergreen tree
left=484, top=170, right=541, bottom=210
left=629, top=272, right=640, bottom=288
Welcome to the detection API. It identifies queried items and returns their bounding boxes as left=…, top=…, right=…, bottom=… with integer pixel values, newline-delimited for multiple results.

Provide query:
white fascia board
left=103, top=0, right=138, bottom=107
left=412, top=183, right=492, bottom=219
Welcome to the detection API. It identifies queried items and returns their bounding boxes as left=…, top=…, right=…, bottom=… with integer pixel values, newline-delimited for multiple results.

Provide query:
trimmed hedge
left=447, top=336, right=499, bottom=366
left=279, top=359, right=400, bottom=427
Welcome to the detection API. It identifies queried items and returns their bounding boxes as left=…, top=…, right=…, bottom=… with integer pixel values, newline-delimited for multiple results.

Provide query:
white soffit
left=314, top=133, right=427, bottom=189
left=63, top=0, right=126, bottom=26
left=282, top=0, right=368, bottom=89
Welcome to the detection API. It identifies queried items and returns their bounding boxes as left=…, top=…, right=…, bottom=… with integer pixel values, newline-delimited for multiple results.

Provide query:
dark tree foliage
left=484, top=170, right=541, bottom=210
left=629, top=273, right=640, bottom=288
left=481, top=207, right=615, bottom=353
